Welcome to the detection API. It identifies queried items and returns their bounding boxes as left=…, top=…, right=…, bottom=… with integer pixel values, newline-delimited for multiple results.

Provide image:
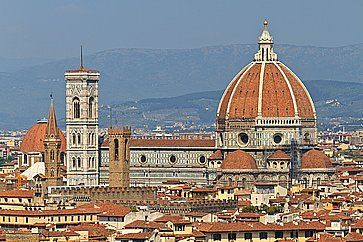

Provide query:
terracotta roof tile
left=301, top=149, right=333, bottom=169
left=217, top=62, right=315, bottom=120
left=221, top=150, right=257, bottom=170
left=20, top=120, right=66, bottom=153
left=268, top=150, right=290, bottom=160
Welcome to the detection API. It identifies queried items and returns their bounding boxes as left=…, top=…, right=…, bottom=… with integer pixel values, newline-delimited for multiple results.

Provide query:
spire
left=254, top=19, right=278, bottom=62
left=45, top=94, right=59, bottom=138
left=80, top=45, right=84, bottom=69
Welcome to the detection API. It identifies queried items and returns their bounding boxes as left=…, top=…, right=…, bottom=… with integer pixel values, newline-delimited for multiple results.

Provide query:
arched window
left=228, top=177, right=233, bottom=186
left=77, top=157, right=81, bottom=169
left=72, top=133, right=76, bottom=145
left=92, top=157, right=96, bottom=168
left=50, top=150, right=55, bottom=161
left=88, top=157, right=91, bottom=169
left=124, top=139, right=128, bottom=161
left=72, top=157, right=76, bottom=169
left=60, top=153, right=65, bottom=164
left=50, top=168, right=55, bottom=177
left=114, top=139, right=119, bottom=160
left=73, top=97, right=80, bottom=119
left=88, top=97, right=94, bottom=118
left=78, top=133, right=81, bottom=145
left=242, top=178, right=247, bottom=189
left=23, top=154, right=28, bottom=166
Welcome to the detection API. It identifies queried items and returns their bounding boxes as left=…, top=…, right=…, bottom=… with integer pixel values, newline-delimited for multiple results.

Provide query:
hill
left=1, top=43, right=363, bottom=129
left=99, top=80, right=363, bottom=132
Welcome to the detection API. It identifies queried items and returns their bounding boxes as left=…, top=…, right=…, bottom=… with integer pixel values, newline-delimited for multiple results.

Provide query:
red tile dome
left=268, top=150, right=291, bottom=160
left=221, top=150, right=257, bottom=170
left=301, top=149, right=333, bottom=169
left=217, top=62, right=316, bottom=120
left=20, top=120, right=66, bottom=153
left=217, top=21, right=316, bottom=122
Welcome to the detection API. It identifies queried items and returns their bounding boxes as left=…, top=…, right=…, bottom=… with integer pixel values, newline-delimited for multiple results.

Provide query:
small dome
left=20, top=120, right=66, bottom=153
left=209, top=150, right=223, bottom=160
left=268, top=150, right=290, bottom=160
left=301, top=149, right=332, bottom=169
left=221, top=150, right=257, bottom=170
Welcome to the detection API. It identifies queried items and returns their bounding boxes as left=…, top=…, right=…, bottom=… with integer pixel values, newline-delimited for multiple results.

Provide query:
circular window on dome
left=238, top=133, right=249, bottom=145
left=199, top=155, right=206, bottom=164
left=273, top=134, right=283, bottom=144
left=140, top=155, right=147, bottom=163
left=169, top=155, right=177, bottom=164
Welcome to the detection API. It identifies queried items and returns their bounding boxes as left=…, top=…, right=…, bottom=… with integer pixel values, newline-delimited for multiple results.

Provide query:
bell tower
left=65, top=51, right=99, bottom=186
left=44, top=97, right=63, bottom=187
left=108, top=127, right=131, bottom=188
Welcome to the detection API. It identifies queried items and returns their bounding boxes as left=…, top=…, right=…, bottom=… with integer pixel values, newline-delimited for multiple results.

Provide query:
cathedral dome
left=217, top=21, right=316, bottom=121
left=268, top=150, right=290, bottom=160
left=20, top=120, right=66, bottom=153
left=221, top=150, right=257, bottom=170
left=301, top=149, right=333, bottom=169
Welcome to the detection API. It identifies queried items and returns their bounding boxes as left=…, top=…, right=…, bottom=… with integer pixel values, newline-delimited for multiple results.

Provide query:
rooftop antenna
left=80, top=45, right=83, bottom=68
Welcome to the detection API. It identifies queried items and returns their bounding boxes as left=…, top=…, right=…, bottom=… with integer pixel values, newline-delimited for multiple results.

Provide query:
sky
left=0, top=0, right=362, bottom=59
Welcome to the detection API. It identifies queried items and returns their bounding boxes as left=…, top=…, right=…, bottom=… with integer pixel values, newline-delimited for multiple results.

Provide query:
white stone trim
left=217, top=62, right=253, bottom=117
left=257, top=62, right=265, bottom=117
left=274, top=62, right=299, bottom=117
left=279, top=63, right=317, bottom=118
left=225, top=63, right=256, bottom=118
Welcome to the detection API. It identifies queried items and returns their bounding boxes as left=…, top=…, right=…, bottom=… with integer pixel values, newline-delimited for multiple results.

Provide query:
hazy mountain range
left=1, top=43, right=362, bottom=130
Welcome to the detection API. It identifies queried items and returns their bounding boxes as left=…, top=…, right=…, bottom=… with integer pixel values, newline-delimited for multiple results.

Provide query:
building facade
left=65, top=67, right=100, bottom=186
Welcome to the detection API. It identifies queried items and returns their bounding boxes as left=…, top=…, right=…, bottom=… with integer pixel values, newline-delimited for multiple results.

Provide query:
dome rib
left=257, top=62, right=265, bottom=116
left=217, top=63, right=253, bottom=118
left=217, top=62, right=316, bottom=120
left=226, top=63, right=256, bottom=119
left=279, top=63, right=316, bottom=119
left=274, top=62, right=299, bottom=116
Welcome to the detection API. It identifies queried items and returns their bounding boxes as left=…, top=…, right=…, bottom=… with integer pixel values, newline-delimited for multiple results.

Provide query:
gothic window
left=60, top=153, right=65, bottom=164
left=72, top=157, right=76, bottom=168
left=242, top=178, right=247, bottom=188
left=72, top=133, right=76, bottom=145
left=92, top=157, right=96, bottom=168
left=78, top=133, right=81, bottom=145
left=124, top=139, right=128, bottom=161
left=23, top=154, right=28, bottom=166
left=50, top=150, right=55, bottom=161
left=50, top=168, right=55, bottom=177
left=88, top=97, right=95, bottom=118
left=77, top=157, right=81, bottom=169
left=73, top=97, right=80, bottom=119
left=88, top=157, right=91, bottom=169
left=114, top=139, right=119, bottom=160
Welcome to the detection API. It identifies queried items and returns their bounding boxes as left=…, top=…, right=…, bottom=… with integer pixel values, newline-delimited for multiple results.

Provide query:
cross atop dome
left=254, top=19, right=278, bottom=62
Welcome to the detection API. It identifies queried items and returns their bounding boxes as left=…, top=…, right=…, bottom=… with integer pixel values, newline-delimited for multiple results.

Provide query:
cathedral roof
left=301, top=149, right=333, bottom=169
left=101, top=138, right=215, bottom=148
left=209, top=150, right=223, bottom=160
left=20, top=99, right=66, bottom=154
left=217, top=21, right=316, bottom=121
left=221, top=150, right=257, bottom=170
left=268, top=150, right=291, bottom=160
left=20, top=120, right=66, bottom=153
